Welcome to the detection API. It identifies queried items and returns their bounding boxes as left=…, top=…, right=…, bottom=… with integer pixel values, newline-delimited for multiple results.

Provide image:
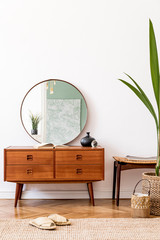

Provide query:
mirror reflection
left=21, top=80, right=87, bottom=145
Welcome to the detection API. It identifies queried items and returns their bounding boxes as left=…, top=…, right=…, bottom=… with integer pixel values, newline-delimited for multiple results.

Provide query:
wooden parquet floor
left=0, top=199, right=133, bottom=219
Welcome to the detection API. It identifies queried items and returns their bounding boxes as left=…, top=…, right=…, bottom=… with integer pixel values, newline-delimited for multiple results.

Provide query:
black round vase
left=80, top=132, right=95, bottom=147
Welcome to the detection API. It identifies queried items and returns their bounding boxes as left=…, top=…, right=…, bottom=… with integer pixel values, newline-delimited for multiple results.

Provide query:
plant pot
left=31, top=129, right=38, bottom=135
left=142, top=172, right=160, bottom=215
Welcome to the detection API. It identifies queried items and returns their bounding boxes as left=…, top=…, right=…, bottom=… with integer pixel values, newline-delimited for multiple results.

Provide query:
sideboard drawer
left=6, top=165, right=53, bottom=181
left=55, top=150, right=103, bottom=164
left=6, top=151, right=53, bottom=165
left=55, top=164, right=104, bottom=180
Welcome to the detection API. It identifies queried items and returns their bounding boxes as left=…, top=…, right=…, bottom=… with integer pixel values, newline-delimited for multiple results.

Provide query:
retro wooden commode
left=4, top=146, right=104, bottom=207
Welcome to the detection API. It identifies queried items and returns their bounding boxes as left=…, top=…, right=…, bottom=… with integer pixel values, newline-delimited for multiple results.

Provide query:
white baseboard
left=0, top=190, right=131, bottom=199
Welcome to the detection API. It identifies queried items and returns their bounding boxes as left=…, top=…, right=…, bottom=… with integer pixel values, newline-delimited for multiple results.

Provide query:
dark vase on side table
left=80, top=132, right=95, bottom=147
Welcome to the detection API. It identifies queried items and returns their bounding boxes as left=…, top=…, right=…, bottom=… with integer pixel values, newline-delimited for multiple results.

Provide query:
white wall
left=0, top=0, right=160, bottom=200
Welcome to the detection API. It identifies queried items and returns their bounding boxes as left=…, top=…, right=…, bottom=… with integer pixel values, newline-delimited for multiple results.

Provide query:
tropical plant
left=119, top=19, right=160, bottom=176
left=29, top=112, right=41, bottom=130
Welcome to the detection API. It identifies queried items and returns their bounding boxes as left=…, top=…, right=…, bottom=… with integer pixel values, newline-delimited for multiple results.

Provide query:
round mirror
left=20, top=79, right=87, bottom=145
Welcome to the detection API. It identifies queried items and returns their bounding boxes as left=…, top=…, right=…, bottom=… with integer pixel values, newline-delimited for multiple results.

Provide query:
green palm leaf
left=124, top=73, right=158, bottom=129
left=118, top=79, right=158, bottom=130
left=119, top=20, right=160, bottom=175
left=149, top=19, right=159, bottom=109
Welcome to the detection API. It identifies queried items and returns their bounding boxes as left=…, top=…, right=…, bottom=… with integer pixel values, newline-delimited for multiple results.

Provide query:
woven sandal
left=29, top=217, right=56, bottom=230
left=48, top=214, right=71, bottom=226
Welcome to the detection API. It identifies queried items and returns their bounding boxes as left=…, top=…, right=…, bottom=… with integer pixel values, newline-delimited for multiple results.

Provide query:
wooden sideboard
left=4, top=146, right=104, bottom=207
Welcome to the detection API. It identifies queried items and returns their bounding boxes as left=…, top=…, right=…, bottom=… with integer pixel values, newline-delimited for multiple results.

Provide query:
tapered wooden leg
left=112, top=161, right=117, bottom=199
left=87, top=183, right=90, bottom=198
left=19, top=184, right=23, bottom=200
left=14, top=183, right=21, bottom=207
left=116, top=163, right=121, bottom=206
left=87, top=182, right=95, bottom=206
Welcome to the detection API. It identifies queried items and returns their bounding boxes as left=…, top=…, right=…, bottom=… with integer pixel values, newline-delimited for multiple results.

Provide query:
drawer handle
left=76, top=155, right=82, bottom=160
left=27, top=155, right=33, bottom=161
left=76, top=168, right=82, bottom=174
left=26, top=168, right=33, bottom=174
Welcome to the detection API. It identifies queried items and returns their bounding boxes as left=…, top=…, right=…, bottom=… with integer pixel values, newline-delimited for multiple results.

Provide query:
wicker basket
left=142, top=172, right=160, bottom=215
left=131, top=179, right=150, bottom=218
